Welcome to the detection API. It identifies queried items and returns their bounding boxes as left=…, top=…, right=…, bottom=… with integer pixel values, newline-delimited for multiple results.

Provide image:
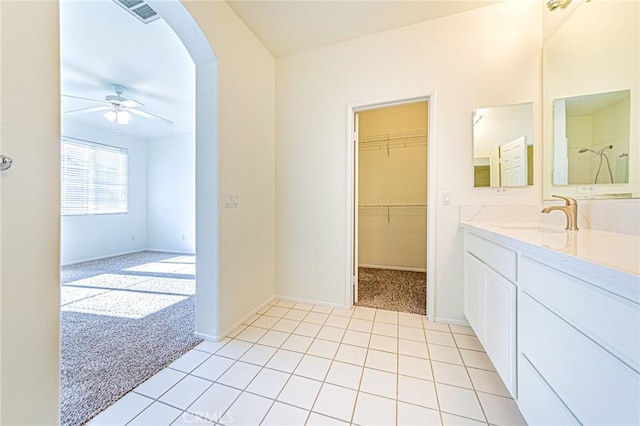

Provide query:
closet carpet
left=60, top=251, right=201, bottom=426
left=356, top=267, right=426, bottom=315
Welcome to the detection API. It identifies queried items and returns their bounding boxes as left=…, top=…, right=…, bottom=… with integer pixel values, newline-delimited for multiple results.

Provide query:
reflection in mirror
left=472, top=103, right=533, bottom=188
left=553, top=90, right=630, bottom=186
left=543, top=0, right=638, bottom=199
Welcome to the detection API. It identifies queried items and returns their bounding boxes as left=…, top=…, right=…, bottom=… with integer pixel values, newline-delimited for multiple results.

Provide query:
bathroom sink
left=492, top=223, right=567, bottom=234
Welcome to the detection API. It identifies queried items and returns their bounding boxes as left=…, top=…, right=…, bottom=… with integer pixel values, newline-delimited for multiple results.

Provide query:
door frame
left=345, top=91, right=437, bottom=321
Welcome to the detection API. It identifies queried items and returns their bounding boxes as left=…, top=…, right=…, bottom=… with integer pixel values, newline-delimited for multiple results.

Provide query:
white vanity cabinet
left=518, top=256, right=640, bottom=426
left=462, top=223, right=640, bottom=426
left=464, top=232, right=517, bottom=397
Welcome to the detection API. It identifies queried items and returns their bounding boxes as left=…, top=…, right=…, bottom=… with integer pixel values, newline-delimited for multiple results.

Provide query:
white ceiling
left=227, top=0, right=501, bottom=57
left=565, top=90, right=630, bottom=117
left=60, top=0, right=195, bottom=140
left=60, top=0, right=500, bottom=139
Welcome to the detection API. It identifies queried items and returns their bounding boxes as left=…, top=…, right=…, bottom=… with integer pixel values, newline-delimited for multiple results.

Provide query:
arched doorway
left=59, top=1, right=219, bottom=424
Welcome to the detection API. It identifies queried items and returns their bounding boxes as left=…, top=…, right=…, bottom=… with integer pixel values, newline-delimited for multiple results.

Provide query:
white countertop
left=460, top=222, right=640, bottom=279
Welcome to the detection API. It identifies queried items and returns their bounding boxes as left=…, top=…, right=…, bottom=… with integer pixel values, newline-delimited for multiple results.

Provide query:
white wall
left=0, top=1, right=3, bottom=417
left=60, top=121, right=148, bottom=265
left=1, top=2, right=61, bottom=423
left=183, top=1, right=276, bottom=337
left=147, top=133, right=195, bottom=253
left=275, top=0, right=542, bottom=320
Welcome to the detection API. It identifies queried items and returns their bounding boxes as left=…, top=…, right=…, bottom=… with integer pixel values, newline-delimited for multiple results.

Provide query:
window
left=61, top=139, right=128, bottom=215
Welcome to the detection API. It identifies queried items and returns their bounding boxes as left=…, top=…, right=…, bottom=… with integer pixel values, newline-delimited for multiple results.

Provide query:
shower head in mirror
left=579, top=145, right=613, bottom=155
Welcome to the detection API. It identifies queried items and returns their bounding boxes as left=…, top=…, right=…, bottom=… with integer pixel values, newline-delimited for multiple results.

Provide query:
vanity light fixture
left=546, top=0, right=571, bottom=11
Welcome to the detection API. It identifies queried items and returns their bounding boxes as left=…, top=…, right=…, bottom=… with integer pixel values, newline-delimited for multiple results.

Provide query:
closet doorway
left=353, top=101, right=429, bottom=315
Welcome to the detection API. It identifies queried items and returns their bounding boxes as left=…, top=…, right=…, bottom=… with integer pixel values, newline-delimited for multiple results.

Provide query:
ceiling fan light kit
left=103, top=109, right=132, bottom=125
left=62, top=83, right=173, bottom=132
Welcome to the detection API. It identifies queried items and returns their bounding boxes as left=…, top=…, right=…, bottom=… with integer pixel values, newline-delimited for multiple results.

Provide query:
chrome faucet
left=541, top=195, right=579, bottom=231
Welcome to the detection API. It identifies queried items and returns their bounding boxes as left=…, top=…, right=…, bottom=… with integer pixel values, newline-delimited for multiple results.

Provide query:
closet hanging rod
left=359, top=130, right=427, bottom=144
left=359, top=140, right=427, bottom=148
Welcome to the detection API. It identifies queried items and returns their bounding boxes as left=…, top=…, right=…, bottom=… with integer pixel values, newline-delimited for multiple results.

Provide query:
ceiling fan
left=62, top=84, right=173, bottom=127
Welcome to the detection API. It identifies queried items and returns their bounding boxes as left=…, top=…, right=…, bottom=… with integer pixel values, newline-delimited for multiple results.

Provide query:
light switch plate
left=442, top=190, right=452, bottom=205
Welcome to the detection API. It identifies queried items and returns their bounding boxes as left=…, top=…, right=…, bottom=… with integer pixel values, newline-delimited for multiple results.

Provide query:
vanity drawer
left=519, top=293, right=640, bottom=425
left=464, top=232, right=516, bottom=281
left=518, top=353, right=579, bottom=426
left=520, top=256, right=640, bottom=372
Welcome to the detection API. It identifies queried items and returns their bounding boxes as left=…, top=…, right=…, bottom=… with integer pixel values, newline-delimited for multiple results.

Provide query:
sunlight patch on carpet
left=64, top=273, right=149, bottom=290
left=61, top=286, right=109, bottom=305
left=125, top=261, right=193, bottom=275
left=128, top=277, right=195, bottom=296
left=62, top=290, right=188, bottom=319
left=160, top=255, right=196, bottom=264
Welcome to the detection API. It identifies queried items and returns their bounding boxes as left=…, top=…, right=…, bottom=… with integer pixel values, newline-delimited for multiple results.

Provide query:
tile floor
left=89, top=299, right=527, bottom=426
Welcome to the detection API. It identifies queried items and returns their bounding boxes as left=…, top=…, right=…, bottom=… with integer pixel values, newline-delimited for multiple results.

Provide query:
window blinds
left=61, top=139, right=128, bottom=215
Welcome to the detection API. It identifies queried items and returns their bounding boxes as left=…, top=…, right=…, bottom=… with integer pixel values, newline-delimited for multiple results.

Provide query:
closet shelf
left=359, top=203, right=426, bottom=223
left=359, top=204, right=427, bottom=208
left=359, top=130, right=427, bottom=155
left=359, top=130, right=427, bottom=144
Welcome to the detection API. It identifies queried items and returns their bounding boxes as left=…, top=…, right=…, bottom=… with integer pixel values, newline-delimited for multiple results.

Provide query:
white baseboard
left=359, top=264, right=426, bottom=273
left=194, top=331, right=220, bottom=342
left=61, top=249, right=146, bottom=267
left=61, top=248, right=195, bottom=267
left=275, top=294, right=350, bottom=310
left=214, top=295, right=277, bottom=340
left=146, top=249, right=195, bottom=255
left=435, top=316, right=470, bottom=326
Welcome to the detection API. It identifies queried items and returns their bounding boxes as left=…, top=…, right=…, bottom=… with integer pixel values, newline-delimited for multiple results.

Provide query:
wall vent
left=113, top=0, right=161, bottom=24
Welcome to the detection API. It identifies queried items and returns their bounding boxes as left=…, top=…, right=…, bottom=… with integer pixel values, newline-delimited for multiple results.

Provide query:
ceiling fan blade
left=64, top=106, right=112, bottom=115
left=121, top=99, right=144, bottom=108
left=129, top=108, right=174, bottom=126
left=62, top=94, right=111, bottom=105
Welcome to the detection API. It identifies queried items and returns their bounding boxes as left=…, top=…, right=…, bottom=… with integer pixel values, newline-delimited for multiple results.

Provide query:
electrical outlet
left=131, top=235, right=135, bottom=240
left=493, top=187, right=510, bottom=196
left=576, top=185, right=596, bottom=194
left=224, top=193, right=239, bottom=208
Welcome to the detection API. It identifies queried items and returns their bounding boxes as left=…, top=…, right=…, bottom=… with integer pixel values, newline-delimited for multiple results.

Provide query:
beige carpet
left=61, top=251, right=201, bottom=426
left=356, top=267, right=426, bottom=315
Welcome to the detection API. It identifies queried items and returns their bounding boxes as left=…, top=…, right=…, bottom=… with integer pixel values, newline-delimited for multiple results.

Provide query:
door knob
left=0, top=155, right=13, bottom=171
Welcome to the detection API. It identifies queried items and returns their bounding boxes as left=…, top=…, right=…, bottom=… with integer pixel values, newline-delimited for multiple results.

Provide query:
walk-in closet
left=356, top=101, right=428, bottom=314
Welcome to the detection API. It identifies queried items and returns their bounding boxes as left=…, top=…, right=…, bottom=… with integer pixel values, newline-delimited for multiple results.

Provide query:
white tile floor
left=89, top=299, right=527, bottom=426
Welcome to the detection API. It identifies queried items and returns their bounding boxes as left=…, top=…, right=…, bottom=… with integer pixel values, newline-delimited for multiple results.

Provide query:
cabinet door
left=518, top=353, right=579, bottom=426
left=464, top=253, right=484, bottom=339
left=484, top=267, right=517, bottom=397
left=520, top=293, right=640, bottom=425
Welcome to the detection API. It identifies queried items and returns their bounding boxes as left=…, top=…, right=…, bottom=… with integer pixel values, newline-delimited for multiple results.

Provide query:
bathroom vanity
left=461, top=222, right=640, bottom=425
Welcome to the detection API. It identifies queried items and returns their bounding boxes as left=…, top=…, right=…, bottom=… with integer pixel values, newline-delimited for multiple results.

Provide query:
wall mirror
left=543, top=0, right=639, bottom=199
left=472, top=102, right=533, bottom=188
left=552, top=89, right=630, bottom=186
